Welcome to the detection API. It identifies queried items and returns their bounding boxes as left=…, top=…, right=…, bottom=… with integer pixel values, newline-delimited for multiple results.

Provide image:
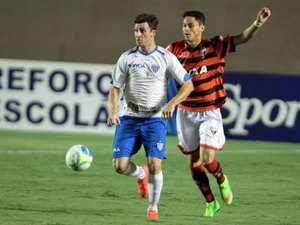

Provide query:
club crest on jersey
left=151, top=64, right=160, bottom=73
left=156, top=141, right=164, bottom=151
left=200, top=46, right=207, bottom=59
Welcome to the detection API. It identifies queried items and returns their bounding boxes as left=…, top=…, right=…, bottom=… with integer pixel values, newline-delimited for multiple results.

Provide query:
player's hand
left=107, top=114, right=120, bottom=126
left=257, top=7, right=271, bottom=24
left=161, top=104, right=175, bottom=118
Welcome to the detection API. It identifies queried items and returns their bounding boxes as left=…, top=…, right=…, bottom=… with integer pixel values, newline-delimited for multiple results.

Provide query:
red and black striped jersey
left=167, top=35, right=236, bottom=112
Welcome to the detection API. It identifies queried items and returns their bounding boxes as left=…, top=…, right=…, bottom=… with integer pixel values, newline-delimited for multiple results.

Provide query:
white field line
left=0, top=149, right=299, bottom=154
left=0, top=150, right=63, bottom=154
left=223, top=149, right=300, bottom=154
left=167, top=149, right=300, bottom=154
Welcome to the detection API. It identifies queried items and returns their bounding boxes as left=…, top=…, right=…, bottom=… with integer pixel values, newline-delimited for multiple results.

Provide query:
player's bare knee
left=148, top=162, right=161, bottom=175
left=191, top=159, right=203, bottom=168
left=189, top=152, right=202, bottom=168
left=113, top=165, right=127, bottom=174
left=202, top=158, right=214, bottom=165
left=112, top=159, right=126, bottom=174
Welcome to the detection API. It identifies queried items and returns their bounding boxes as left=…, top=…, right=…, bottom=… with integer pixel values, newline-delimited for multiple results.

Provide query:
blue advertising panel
left=167, top=72, right=300, bottom=143
left=222, top=72, right=300, bottom=143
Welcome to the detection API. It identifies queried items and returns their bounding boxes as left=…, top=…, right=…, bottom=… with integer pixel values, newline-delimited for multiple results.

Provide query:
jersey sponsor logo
left=128, top=63, right=146, bottom=69
left=128, top=102, right=159, bottom=113
left=189, top=65, right=208, bottom=75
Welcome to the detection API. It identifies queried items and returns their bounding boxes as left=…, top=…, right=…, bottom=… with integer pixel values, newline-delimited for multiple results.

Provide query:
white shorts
left=176, top=108, right=226, bottom=154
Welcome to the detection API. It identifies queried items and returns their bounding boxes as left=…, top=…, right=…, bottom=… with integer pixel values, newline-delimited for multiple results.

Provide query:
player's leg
left=188, top=148, right=220, bottom=217
left=176, top=109, right=218, bottom=217
left=146, top=157, right=162, bottom=220
left=201, top=149, right=232, bottom=206
left=141, top=118, right=167, bottom=220
left=112, top=157, right=146, bottom=178
left=200, top=110, right=233, bottom=206
left=196, top=147, right=220, bottom=217
left=111, top=116, right=148, bottom=197
left=202, top=149, right=233, bottom=205
left=189, top=150, right=215, bottom=202
left=112, top=157, right=149, bottom=198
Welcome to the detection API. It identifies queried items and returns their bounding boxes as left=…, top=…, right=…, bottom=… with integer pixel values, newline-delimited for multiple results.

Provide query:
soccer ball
left=65, top=145, right=93, bottom=171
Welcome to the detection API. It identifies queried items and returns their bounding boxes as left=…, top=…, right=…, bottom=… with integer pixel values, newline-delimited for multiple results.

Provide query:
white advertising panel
left=0, top=59, right=115, bottom=134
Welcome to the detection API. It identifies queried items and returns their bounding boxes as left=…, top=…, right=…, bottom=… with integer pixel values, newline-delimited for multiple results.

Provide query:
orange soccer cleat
left=147, top=209, right=159, bottom=220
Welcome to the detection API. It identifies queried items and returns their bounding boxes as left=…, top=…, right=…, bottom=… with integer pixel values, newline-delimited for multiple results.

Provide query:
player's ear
left=151, top=29, right=157, bottom=37
left=200, top=24, right=205, bottom=32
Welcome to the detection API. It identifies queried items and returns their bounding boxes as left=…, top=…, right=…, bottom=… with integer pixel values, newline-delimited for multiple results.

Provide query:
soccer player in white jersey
left=107, top=13, right=194, bottom=220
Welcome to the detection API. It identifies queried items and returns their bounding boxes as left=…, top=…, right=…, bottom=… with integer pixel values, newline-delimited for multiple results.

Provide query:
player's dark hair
left=183, top=10, right=205, bottom=25
left=134, top=13, right=159, bottom=30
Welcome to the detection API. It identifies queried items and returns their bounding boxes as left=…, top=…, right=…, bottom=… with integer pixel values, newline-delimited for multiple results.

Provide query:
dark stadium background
left=0, top=0, right=299, bottom=76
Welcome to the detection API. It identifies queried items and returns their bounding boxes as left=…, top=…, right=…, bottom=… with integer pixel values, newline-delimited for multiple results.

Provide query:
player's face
left=134, top=22, right=156, bottom=48
left=182, top=16, right=204, bottom=46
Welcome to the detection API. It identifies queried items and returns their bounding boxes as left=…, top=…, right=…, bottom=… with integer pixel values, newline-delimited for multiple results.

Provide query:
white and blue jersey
left=111, top=45, right=191, bottom=117
left=111, top=45, right=191, bottom=159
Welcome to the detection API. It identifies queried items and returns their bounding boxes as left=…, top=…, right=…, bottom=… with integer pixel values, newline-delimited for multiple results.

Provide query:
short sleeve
left=212, top=35, right=236, bottom=59
left=111, top=53, right=128, bottom=88
left=166, top=51, right=192, bottom=85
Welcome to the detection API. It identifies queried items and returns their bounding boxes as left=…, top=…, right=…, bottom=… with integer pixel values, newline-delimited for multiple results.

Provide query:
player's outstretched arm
left=233, top=7, right=271, bottom=46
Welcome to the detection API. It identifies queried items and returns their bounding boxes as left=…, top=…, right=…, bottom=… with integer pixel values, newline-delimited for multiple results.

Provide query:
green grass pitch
left=0, top=130, right=299, bottom=225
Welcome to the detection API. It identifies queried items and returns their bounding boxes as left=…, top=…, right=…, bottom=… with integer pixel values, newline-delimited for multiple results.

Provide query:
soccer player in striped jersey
left=166, top=7, right=271, bottom=217
left=107, top=13, right=193, bottom=221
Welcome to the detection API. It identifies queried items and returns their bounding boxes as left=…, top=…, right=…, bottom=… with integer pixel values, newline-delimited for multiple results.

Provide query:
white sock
left=123, top=162, right=145, bottom=179
left=148, top=171, right=163, bottom=211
